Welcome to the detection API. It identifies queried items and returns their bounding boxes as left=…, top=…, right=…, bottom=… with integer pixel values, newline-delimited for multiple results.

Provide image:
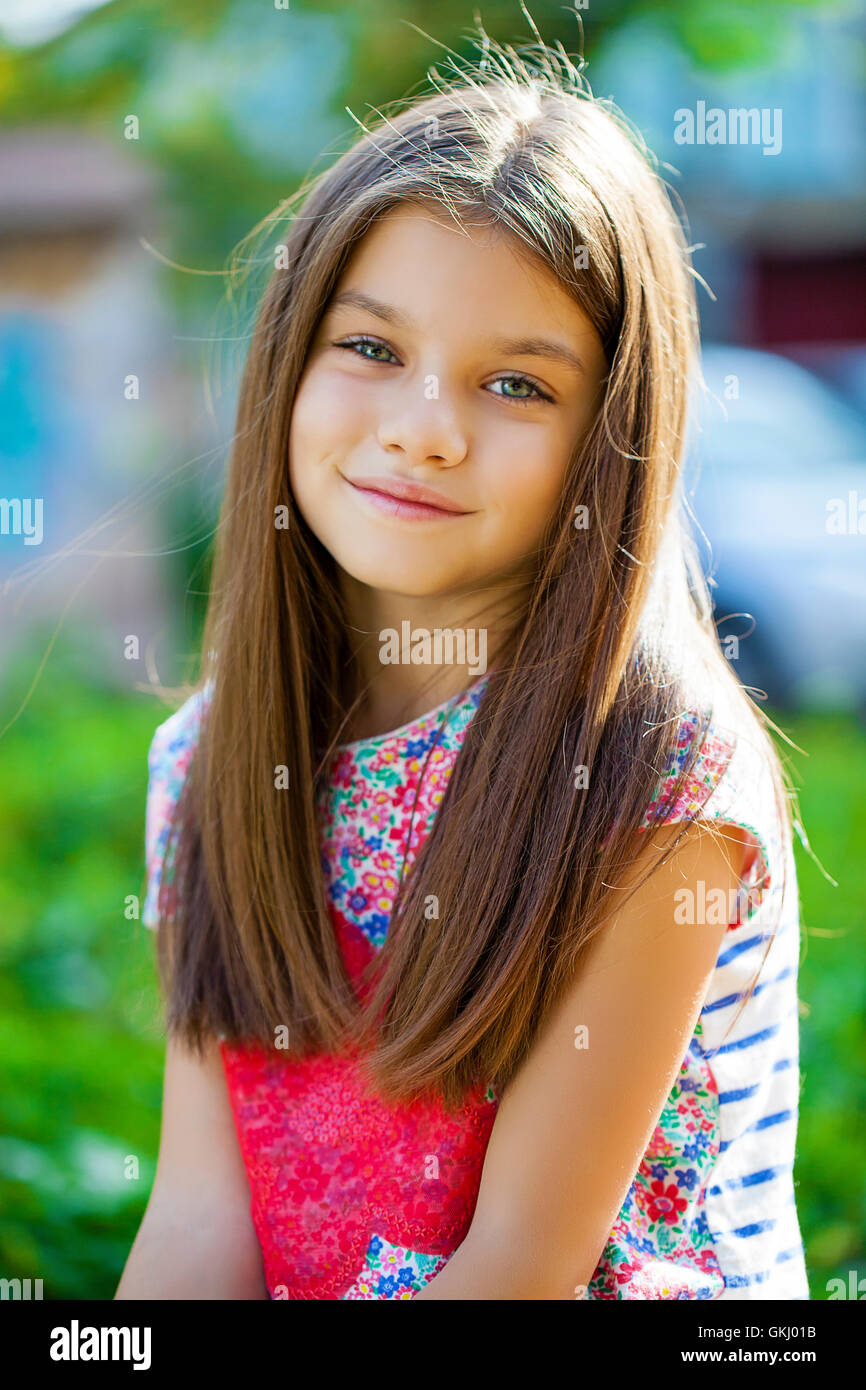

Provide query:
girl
left=116, top=29, right=809, bottom=1300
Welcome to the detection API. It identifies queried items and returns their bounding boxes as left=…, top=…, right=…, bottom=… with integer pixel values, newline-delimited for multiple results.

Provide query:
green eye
left=489, top=375, right=552, bottom=405
left=335, top=336, right=397, bottom=362
left=334, top=339, right=553, bottom=407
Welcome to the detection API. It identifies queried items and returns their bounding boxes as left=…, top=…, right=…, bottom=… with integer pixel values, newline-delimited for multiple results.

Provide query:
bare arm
left=115, top=1034, right=269, bottom=1300
left=414, top=821, right=749, bottom=1299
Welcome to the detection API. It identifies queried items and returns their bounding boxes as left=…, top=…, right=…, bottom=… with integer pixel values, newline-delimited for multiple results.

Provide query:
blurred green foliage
left=0, top=624, right=863, bottom=1297
left=0, top=631, right=165, bottom=1297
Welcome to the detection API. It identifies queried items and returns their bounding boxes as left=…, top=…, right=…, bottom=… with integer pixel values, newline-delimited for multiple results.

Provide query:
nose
left=376, top=377, right=469, bottom=469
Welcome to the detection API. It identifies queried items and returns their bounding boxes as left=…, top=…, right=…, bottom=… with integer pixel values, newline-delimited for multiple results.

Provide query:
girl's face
left=288, top=201, right=608, bottom=601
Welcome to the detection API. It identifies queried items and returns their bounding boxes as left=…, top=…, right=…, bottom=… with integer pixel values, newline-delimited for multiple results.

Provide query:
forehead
left=331, top=201, right=599, bottom=351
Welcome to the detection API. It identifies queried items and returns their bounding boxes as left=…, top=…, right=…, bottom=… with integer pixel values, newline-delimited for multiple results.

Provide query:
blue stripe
left=717, top=1056, right=798, bottom=1104
left=714, top=1021, right=782, bottom=1055
left=719, top=1083, right=759, bottom=1103
left=714, top=933, right=765, bottom=968
left=728, top=1217, right=777, bottom=1238
left=713, top=1244, right=805, bottom=1294
left=724, top=1268, right=771, bottom=1287
left=701, top=965, right=795, bottom=1015
left=776, top=1244, right=805, bottom=1264
left=722, top=914, right=793, bottom=958
left=719, top=1108, right=795, bottom=1152
left=712, top=920, right=793, bottom=972
left=752, top=1107, right=795, bottom=1131
left=708, top=1164, right=789, bottom=1196
left=709, top=1004, right=798, bottom=1058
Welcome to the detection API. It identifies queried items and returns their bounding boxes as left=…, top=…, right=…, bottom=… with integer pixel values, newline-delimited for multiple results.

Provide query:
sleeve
left=636, top=708, right=779, bottom=931
left=141, top=690, right=206, bottom=931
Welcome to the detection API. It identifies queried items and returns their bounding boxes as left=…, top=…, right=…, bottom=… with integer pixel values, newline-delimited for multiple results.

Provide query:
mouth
left=341, top=472, right=473, bottom=522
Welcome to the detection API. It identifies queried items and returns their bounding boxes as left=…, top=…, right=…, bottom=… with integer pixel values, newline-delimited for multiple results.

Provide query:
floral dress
left=142, top=675, right=809, bottom=1300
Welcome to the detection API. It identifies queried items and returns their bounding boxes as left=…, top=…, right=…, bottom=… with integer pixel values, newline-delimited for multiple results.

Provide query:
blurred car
left=682, top=345, right=866, bottom=711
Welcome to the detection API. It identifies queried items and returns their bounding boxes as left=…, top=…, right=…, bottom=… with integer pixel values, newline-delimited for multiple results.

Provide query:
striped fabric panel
left=698, top=824, right=808, bottom=1299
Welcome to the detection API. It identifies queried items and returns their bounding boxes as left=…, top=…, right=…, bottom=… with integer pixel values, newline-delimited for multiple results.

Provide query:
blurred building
left=0, top=126, right=196, bottom=684
left=589, top=4, right=866, bottom=711
left=591, top=4, right=866, bottom=363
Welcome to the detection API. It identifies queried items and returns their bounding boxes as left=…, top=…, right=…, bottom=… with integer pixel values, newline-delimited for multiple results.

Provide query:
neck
left=337, top=572, right=527, bottom=740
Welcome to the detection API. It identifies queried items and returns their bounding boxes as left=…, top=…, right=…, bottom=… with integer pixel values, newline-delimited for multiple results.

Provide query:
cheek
left=490, top=451, right=569, bottom=543
left=294, top=364, right=374, bottom=440
left=290, top=372, right=333, bottom=454
left=288, top=373, right=342, bottom=497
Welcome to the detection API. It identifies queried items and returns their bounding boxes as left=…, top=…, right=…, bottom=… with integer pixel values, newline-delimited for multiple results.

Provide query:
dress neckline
left=334, top=671, right=490, bottom=754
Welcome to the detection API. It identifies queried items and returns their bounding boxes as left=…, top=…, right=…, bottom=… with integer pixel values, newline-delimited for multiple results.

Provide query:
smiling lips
left=343, top=473, right=472, bottom=520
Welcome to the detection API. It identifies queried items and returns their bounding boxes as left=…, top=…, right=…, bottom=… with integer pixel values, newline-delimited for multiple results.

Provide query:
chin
left=326, top=524, right=458, bottom=590
left=335, top=551, right=460, bottom=598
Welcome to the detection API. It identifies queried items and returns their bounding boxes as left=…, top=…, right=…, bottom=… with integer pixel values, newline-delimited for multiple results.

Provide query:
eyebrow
left=327, top=289, right=586, bottom=377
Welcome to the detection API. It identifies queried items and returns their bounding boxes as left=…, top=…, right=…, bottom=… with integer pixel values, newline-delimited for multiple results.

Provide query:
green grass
left=0, top=633, right=167, bottom=1298
left=0, top=629, right=862, bottom=1298
left=779, top=710, right=866, bottom=1295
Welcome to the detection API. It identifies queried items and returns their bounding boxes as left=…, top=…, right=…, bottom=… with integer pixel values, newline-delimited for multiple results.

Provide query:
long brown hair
left=153, top=24, right=798, bottom=1109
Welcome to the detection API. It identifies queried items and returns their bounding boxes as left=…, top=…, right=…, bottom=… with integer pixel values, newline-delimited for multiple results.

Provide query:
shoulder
left=637, top=695, right=787, bottom=931
left=142, top=683, right=212, bottom=930
left=637, top=707, right=736, bottom=828
left=147, top=682, right=211, bottom=781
